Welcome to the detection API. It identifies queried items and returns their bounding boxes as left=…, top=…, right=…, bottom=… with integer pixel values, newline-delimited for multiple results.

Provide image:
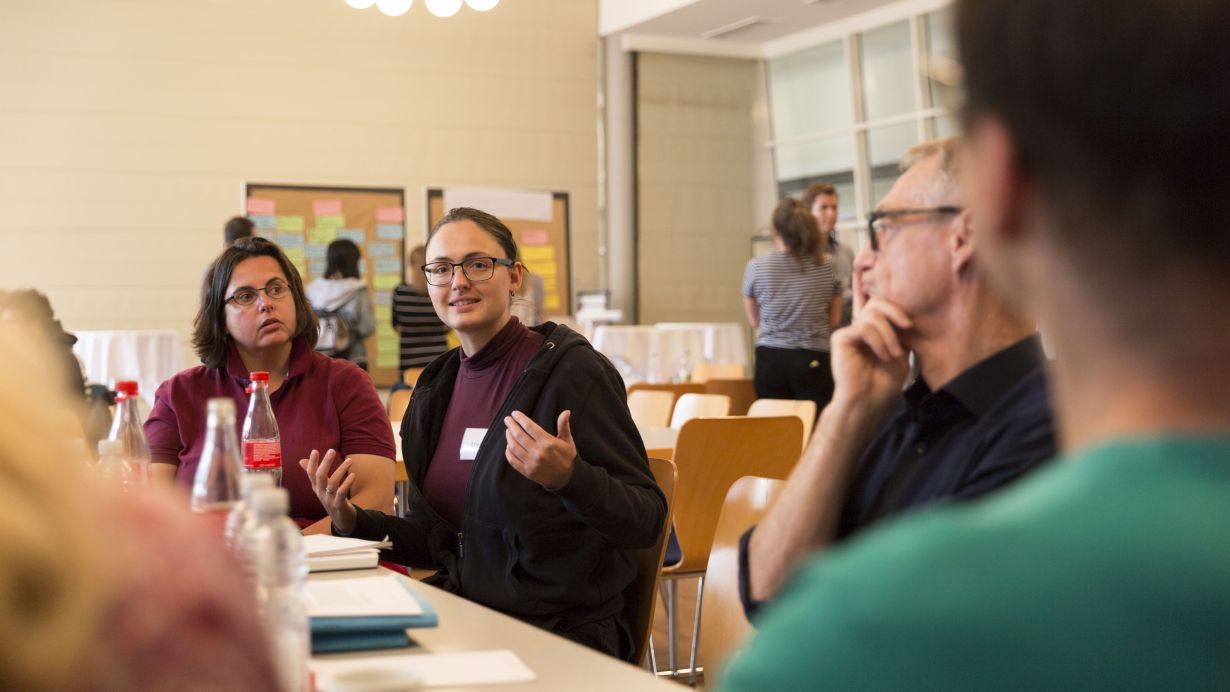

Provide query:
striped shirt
left=390, top=284, right=450, bottom=369
left=742, top=251, right=841, bottom=352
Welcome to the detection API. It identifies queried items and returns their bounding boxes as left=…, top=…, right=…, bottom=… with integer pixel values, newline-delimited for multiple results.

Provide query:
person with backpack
left=306, top=239, right=375, bottom=370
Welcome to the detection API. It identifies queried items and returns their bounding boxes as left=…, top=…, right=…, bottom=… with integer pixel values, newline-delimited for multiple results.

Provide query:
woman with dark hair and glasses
left=306, top=238, right=376, bottom=370
left=144, top=237, right=395, bottom=533
left=743, top=197, right=844, bottom=411
left=301, top=207, right=667, bottom=659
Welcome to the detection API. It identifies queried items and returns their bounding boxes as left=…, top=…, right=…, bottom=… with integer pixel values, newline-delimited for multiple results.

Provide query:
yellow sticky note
left=308, top=227, right=338, bottom=245
left=373, top=274, right=400, bottom=290
left=521, top=246, right=554, bottom=264
left=375, top=305, right=392, bottom=322
left=316, top=214, right=345, bottom=231
left=545, top=295, right=561, bottom=310
left=377, top=353, right=399, bottom=368
left=275, top=215, right=305, bottom=232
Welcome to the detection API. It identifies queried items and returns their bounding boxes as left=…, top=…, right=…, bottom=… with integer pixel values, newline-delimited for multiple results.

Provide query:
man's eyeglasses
left=225, top=281, right=291, bottom=307
left=421, top=257, right=514, bottom=286
left=865, top=206, right=963, bottom=251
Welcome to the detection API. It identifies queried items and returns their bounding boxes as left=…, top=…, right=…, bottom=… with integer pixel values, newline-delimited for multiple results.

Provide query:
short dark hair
left=428, top=207, right=518, bottom=262
left=802, top=182, right=838, bottom=212
left=771, top=197, right=822, bottom=261
left=224, top=216, right=255, bottom=245
left=958, top=0, right=1230, bottom=297
left=193, top=237, right=318, bottom=369
left=324, top=239, right=362, bottom=279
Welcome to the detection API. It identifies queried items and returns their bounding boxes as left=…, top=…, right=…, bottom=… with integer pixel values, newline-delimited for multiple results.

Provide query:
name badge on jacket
left=459, top=427, right=486, bottom=461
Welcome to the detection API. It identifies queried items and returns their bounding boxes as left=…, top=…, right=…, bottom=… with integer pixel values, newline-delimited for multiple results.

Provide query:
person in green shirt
left=720, top=0, right=1230, bottom=689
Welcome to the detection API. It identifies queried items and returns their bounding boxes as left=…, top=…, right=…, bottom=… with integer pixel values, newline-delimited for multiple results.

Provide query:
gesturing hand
left=504, top=410, right=577, bottom=489
left=299, top=449, right=358, bottom=534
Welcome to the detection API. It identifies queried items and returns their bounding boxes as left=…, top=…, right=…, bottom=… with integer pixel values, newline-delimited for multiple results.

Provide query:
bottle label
left=243, top=440, right=282, bottom=470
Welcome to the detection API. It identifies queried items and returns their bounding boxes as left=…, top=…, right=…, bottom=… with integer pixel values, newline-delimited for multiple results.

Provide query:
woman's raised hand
left=504, top=410, right=577, bottom=490
left=299, top=449, right=358, bottom=534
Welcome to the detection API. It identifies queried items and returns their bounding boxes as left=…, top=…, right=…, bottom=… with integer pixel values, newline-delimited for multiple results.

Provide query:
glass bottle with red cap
left=192, top=398, right=244, bottom=527
left=107, top=380, right=150, bottom=485
left=243, top=371, right=282, bottom=487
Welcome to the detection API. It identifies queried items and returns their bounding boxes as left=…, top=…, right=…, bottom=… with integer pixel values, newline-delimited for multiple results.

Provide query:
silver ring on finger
left=326, top=487, right=336, bottom=495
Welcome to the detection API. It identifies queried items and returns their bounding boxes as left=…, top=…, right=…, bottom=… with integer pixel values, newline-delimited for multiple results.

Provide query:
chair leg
left=665, top=579, right=677, bottom=677
left=688, top=575, right=705, bottom=686
left=647, top=634, right=658, bottom=674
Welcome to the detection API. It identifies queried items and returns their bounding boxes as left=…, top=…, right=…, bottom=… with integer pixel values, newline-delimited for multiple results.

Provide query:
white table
left=309, top=568, right=679, bottom=691
left=73, top=329, right=184, bottom=407
left=593, top=323, right=746, bottom=384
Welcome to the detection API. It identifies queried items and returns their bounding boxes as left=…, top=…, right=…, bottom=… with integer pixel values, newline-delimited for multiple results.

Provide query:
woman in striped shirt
left=742, top=197, right=843, bottom=411
left=391, top=245, right=451, bottom=373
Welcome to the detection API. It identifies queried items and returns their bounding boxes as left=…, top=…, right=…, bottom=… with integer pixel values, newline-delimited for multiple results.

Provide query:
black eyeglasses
left=421, top=257, right=514, bottom=286
left=865, top=206, right=963, bottom=251
left=225, top=281, right=291, bottom=307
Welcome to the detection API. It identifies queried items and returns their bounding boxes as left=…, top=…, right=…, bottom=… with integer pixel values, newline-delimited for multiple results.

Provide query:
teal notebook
left=309, top=578, right=437, bottom=654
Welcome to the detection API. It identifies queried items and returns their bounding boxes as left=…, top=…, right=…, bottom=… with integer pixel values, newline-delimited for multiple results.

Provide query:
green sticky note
left=375, top=305, right=392, bottom=322
left=316, top=214, right=345, bottom=231
left=275, top=215, right=305, bottom=232
left=376, top=324, right=397, bottom=338
left=377, top=352, right=399, bottom=368
left=373, top=274, right=400, bottom=290
left=308, top=227, right=338, bottom=245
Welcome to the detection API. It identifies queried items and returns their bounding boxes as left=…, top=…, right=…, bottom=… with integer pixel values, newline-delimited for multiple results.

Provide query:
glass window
left=772, top=135, right=856, bottom=184
left=859, top=21, right=917, bottom=121
left=925, top=7, right=960, bottom=112
left=867, top=122, right=918, bottom=168
left=768, top=41, right=854, bottom=179
left=932, top=114, right=960, bottom=139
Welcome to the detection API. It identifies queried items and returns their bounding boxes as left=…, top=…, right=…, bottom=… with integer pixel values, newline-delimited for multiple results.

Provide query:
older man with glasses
left=738, top=136, right=1056, bottom=617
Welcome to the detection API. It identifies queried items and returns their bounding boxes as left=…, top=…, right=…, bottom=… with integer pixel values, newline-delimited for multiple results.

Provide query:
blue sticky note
left=309, top=259, right=326, bottom=277
left=376, top=223, right=404, bottom=240
left=374, top=291, right=392, bottom=306
left=367, top=242, right=395, bottom=258
left=305, top=243, right=327, bottom=260
left=276, top=232, right=305, bottom=250
left=339, top=229, right=366, bottom=245
left=374, top=257, right=401, bottom=274
left=249, top=214, right=276, bottom=230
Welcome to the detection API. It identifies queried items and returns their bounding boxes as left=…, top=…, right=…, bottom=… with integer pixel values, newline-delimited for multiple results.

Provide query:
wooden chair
left=626, top=383, right=705, bottom=422
left=748, top=398, right=818, bottom=445
left=668, top=393, right=731, bottom=429
left=704, top=377, right=757, bottom=416
left=700, top=476, right=787, bottom=687
left=624, top=457, right=677, bottom=670
left=387, top=389, right=413, bottom=422
left=627, top=389, right=674, bottom=429
left=661, top=415, right=803, bottom=683
left=690, top=362, right=744, bottom=383
left=401, top=367, right=425, bottom=387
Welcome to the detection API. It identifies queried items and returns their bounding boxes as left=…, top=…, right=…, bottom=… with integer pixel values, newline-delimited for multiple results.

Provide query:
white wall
left=0, top=0, right=599, bottom=366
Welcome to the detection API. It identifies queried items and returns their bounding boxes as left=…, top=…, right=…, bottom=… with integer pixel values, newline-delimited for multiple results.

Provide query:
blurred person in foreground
left=0, top=328, right=279, bottom=691
left=722, top=0, right=1230, bottom=689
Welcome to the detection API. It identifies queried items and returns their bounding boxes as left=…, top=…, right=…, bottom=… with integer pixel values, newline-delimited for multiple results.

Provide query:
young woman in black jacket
left=300, top=207, right=666, bottom=659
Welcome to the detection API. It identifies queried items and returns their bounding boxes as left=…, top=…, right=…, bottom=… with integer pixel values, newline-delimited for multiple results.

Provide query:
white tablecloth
left=591, top=322, right=748, bottom=384
left=73, top=330, right=184, bottom=407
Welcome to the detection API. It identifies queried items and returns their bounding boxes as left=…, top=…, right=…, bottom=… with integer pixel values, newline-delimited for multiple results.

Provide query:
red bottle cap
left=250, top=371, right=269, bottom=382
left=115, top=380, right=138, bottom=397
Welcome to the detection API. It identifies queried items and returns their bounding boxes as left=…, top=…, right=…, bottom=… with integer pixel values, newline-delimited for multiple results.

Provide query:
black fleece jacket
left=344, top=322, right=667, bottom=657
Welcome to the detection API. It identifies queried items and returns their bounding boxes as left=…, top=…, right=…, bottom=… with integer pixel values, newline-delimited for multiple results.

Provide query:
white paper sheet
left=312, top=650, right=535, bottom=688
left=301, top=534, right=391, bottom=557
left=305, top=575, right=423, bottom=618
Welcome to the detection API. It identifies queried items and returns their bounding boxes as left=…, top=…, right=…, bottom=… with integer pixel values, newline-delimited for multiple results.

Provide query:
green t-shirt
left=721, top=437, right=1230, bottom=691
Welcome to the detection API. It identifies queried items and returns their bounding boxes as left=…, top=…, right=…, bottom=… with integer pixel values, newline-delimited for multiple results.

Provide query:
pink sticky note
left=246, top=197, right=275, bottom=215
left=376, top=206, right=405, bottom=223
left=313, top=199, right=343, bottom=216
left=521, top=229, right=549, bottom=246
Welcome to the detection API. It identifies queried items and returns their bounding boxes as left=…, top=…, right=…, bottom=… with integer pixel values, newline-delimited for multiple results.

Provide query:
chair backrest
left=703, top=377, right=757, bottom=416
left=690, top=362, right=744, bottom=383
left=626, top=382, right=705, bottom=422
left=701, top=476, right=788, bottom=686
left=666, top=416, right=802, bottom=575
left=747, top=398, right=818, bottom=444
left=624, top=457, right=677, bottom=665
left=669, top=393, right=731, bottom=429
left=402, top=367, right=425, bottom=387
left=627, top=389, right=674, bottom=429
left=387, top=389, right=413, bottom=422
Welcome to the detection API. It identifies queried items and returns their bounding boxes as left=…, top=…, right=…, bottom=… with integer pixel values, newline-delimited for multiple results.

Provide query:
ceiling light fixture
left=425, top=0, right=463, bottom=17
left=375, top=0, right=413, bottom=16
left=465, top=0, right=500, bottom=10
left=345, top=0, right=377, bottom=8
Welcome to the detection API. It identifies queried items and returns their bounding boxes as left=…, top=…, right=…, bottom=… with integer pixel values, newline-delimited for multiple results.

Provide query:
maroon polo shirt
left=422, top=317, right=545, bottom=527
left=145, top=336, right=396, bottom=524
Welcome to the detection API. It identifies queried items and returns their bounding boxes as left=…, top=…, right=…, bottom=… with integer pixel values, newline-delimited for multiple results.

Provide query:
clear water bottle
left=107, top=380, right=150, bottom=485
left=237, top=487, right=309, bottom=692
left=96, top=439, right=139, bottom=491
left=242, top=371, right=282, bottom=487
left=224, top=473, right=278, bottom=549
left=192, top=398, right=244, bottom=532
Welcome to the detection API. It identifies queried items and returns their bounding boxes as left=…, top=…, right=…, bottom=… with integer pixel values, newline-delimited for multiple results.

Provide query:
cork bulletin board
left=427, top=188, right=571, bottom=316
left=243, top=184, right=405, bottom=388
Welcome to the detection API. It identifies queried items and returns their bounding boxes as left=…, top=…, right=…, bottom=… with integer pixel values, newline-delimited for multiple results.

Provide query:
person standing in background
left=224, top=216, right=254, bottom=246
left=803, top=183, right=856, bottom=326
left=306, top=239, right=375, bottom=371
left=743, top=198, right=843, bottom=411
left=511, top=272, right=546, bottom=327
left=392, top=245, right=450, bottom=373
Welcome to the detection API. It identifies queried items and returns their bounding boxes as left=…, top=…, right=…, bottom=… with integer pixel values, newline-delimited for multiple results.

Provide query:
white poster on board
left=443, top=187, right=553, bottom=222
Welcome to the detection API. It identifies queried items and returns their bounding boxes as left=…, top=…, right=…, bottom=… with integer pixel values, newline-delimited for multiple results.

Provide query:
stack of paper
left=302, top=535, right=392, bottom=573
left=306, top=574, right=438, bottom=653
left=311, top=650, right=536, bottom=688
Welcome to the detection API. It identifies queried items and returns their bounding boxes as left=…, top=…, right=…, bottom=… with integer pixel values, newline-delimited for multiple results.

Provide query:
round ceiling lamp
left=425, top=0, right=463, bottom=18
left=376, top=0, right=413, bottom=16
left=344, top=0, right=377, bottom=8
left=464, top=0, right=500, bottom=10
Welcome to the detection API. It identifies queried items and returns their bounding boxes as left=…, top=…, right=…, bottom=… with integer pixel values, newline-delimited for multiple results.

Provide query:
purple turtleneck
left=422, top=317, right=545, bottom=527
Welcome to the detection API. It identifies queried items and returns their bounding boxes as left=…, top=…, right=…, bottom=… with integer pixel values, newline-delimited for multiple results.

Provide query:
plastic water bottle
left=237, top=487, right=309, bottom=692
left=243, top=371, right=282, bottom=487
left=96, top=439, right=140, bottom=491
left=107, top=380, right=150, bottom=485
left=192, top=398, right=244, bottom=532
left=224, top=473, right=278, bottom=549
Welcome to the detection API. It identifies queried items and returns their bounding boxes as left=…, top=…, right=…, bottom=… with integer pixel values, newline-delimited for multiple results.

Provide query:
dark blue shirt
left=740, top=335, right=1055, bottom=615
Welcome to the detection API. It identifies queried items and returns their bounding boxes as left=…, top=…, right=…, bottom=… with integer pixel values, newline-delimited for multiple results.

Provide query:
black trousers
left=753, top=346, right=834, bottom=413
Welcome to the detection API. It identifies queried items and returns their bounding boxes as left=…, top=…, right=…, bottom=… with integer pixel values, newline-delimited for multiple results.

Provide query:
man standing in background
left=802, top=183, right=855, bottom=326
left=224, top=216, right=254, bottom=246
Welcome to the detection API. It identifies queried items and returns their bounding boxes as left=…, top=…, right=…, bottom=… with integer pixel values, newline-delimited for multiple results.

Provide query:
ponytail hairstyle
left=771, top=197, right=825, bottom=263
